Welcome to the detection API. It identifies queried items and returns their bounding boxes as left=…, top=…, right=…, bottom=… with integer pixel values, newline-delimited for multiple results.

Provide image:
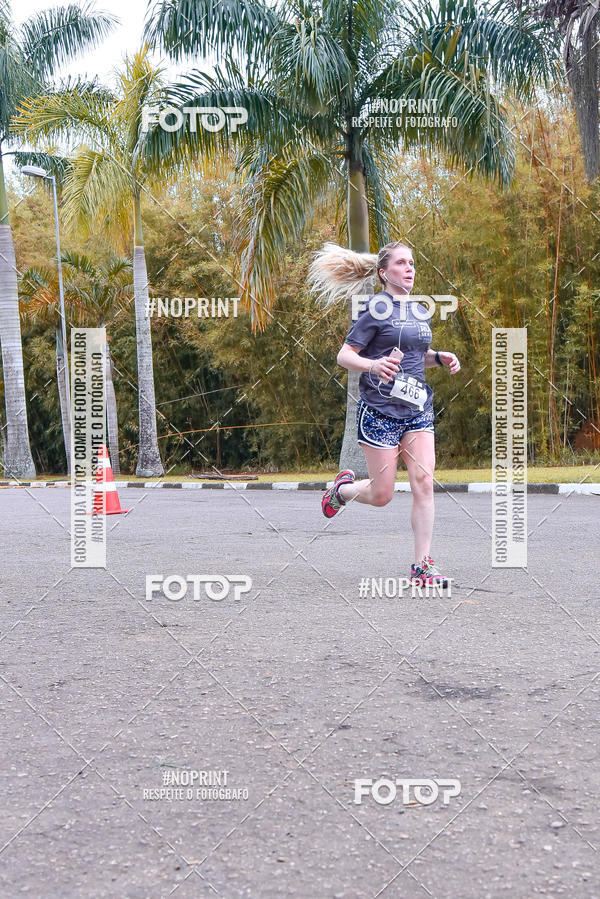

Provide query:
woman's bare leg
left=338, top=443, right=399, bottom=507
left=398, top=430, right=435, bottom=563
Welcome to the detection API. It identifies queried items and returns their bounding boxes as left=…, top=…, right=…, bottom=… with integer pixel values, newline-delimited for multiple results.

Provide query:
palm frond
left=13, top=80, right=119, bottom=149
left=59, top=250, right=133, bottom=324
left=61, top=146, right=132, bottom=238
left=234, top=149, right=335, bottom=327
left=144, top=67, right=334, bottom=171
left=19, top=265, right=60, bottom=322
left=103, top=255, right=132, bottom=280
left=60, top=249, right=97, bottom=276
left=12, top=149, right=71, bottom=184
left=0, top=2, right=12, bottom=28
left=320, top=0, right=390, bottom=59
left=116, top=45, right=166, bottom=158
left=0, top=40, right=38, bottom=136
left=397, top=0, right=560, bottom=97
left=269, top=17, right=351, bottom=106
left=19, top=2, right=116, bottom=81
left=358, top=12, right=519, bottom=185
left=19, top=265, right=56, bottom=297
left=144, top=0, right=278, bottom=62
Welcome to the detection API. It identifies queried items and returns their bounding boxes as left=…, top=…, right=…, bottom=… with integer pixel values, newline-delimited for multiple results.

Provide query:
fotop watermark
left=354, top=777, right=461, bottom=806
left=358, top=576, right=451, bottom=598
left=351, top=294, right=458, bottom=321
left=145, top=296, right=240, bottom=318
left=352, top=98, right=458, bottom=131
left=145, top=574, right=253, bottom=603
left=141, top=105, right=248, bottom=134
left=143, top=768, right=249, bottom=802
left=492, top=328, right=527, bottom=568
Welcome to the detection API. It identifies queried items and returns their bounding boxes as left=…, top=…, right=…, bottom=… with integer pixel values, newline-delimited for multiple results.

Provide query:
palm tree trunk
left=132, top=194, right=163, bottom=477
left=0, top=153, right=36, bottom=478
left=566, top=19, right=600, bottom=183
left=338, top=156, right=372, bottom=477
left=0, top=405, right=6, bottom=465
left=548, top=165, right=564, bottom=455
left=55, top=326, right=71, bottom=474
left=105, top=340, right=120, bottom=476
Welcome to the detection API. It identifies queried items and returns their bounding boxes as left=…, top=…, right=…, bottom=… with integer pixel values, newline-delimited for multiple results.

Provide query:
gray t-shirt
left=344, top=292, right=434, bottom=420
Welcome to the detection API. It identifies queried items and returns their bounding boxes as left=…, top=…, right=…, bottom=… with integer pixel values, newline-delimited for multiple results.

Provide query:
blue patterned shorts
left=356, top=399, right=434, bottom=449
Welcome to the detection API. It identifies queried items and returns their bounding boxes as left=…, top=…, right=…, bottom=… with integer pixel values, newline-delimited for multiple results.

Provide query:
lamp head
left=21, top=165, right=49, bottom=178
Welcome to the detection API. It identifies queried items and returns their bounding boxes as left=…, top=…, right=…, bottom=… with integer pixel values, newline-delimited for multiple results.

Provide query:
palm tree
left=527, top=0, right=599, bottom=182
left=13, top=48, right=177, bottom=476
left=0, top=1, right=114, bottom=477
left=62, top=251, right=132, bottom=475
left=20, top=252, right=133, bottom=475
left=19, top=265, right=71, bottom=469
left=145, top=0, right=557, bottom=474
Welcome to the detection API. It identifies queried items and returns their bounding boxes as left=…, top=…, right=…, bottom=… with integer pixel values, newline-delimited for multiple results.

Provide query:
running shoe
left=321, top=469, right=355, bottom=518
left=410, top=555, right=449, bottom=587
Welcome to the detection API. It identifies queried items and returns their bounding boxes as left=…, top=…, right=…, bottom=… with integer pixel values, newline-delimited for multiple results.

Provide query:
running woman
left=310, top=242, right=461, bottom=586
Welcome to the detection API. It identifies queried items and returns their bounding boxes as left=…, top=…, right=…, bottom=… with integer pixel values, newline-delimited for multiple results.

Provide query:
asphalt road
left=1, top=486, right=599, bottom=898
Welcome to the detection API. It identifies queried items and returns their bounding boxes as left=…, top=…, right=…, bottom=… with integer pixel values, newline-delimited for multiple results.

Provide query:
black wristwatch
left=435, top=351, right=443, bottom=367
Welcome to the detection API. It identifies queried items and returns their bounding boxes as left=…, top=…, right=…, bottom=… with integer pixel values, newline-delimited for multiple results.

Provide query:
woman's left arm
left=425, top=349, right=461, bottom=373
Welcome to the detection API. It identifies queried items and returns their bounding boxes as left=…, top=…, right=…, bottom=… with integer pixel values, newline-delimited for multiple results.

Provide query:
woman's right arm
left=337, top=344, right=400, bottom=383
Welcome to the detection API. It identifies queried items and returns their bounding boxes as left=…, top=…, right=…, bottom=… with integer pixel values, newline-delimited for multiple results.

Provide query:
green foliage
left=139, top=176, right=347, bottom=471
left=23, top=331, right=65, bottom=472
left=145, top=0, right=559, bottom=324
left=8, top=93, right=600, bottom=472
left=389, top=97, right=600, bottom=463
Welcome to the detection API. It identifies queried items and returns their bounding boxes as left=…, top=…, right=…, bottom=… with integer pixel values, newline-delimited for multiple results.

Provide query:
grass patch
left=29, top=464, right=600, bottom=484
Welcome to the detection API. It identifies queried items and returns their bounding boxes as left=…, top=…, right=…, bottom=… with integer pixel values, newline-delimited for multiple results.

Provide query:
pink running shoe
left=411, top=555, right=449, bottom=587
left=321, top=470, right=355, bottom=518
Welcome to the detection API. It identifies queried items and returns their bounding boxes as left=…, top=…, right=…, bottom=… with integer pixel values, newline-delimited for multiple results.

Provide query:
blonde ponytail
left=307, top=243, right=378, bottom=305
left=308, top=241, right=413, bottom=305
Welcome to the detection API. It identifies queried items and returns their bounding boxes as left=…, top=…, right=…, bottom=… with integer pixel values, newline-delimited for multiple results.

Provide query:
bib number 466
left=390, top=375, right=427, bottom=409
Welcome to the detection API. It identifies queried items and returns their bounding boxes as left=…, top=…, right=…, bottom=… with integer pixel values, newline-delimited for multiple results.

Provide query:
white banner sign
left=492, top=328, right=527, bottom=567
left=71, top=328, right=107, bottom=568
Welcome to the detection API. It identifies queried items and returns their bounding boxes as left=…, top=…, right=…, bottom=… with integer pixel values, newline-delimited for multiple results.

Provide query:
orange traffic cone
left=92, top=445, right=129, bottom=515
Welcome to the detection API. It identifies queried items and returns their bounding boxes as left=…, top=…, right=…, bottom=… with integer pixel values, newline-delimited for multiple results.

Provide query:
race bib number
left=390, top=375, right=427, bottom=410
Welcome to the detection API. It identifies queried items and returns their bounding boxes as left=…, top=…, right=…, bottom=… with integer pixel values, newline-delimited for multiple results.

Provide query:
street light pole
left=21, top=165, right=71, bottom=472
